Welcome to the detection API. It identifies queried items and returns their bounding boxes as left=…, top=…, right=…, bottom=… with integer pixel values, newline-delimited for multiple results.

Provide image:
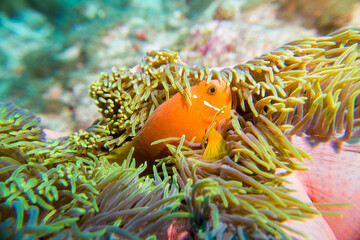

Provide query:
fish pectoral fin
left=201, top=129, right=229, bottom=160
left=106, top=141, right=134, bottom=164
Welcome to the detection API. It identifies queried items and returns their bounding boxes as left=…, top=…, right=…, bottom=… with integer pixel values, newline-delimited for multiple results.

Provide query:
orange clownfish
left=106, top=79, right=232, bottom=173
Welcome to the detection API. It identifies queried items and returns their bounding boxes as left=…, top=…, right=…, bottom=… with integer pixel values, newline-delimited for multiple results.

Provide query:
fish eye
left=207, top=85, right=216, bottom=95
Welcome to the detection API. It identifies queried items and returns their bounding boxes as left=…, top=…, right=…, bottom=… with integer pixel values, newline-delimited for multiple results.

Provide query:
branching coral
left=1, top=28, right=359, bottom=239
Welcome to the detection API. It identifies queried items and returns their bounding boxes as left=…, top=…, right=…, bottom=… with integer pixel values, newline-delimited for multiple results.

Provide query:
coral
left=0, top=0, right=133, bottom=113
left=279, top=0, right=358, bottom=33
left=1, top=28, right=360, bottom=239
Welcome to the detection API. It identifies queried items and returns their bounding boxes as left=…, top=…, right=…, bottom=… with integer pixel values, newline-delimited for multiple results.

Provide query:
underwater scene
left=1, top=0, right=360, bottom=239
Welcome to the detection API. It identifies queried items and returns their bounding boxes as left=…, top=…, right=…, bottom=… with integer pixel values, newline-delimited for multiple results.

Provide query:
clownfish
left=42, top=86, right=360, bottom=239
left=106, top=80, right=232, bottom=173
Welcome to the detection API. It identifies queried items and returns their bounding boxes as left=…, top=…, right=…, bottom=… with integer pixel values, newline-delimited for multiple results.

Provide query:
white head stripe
left=203, top=100, right=221, bottom=112
left=193, top=94, right=198, bottom=99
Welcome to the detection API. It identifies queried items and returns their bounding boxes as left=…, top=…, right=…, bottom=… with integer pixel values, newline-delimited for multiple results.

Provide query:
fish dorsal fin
left=201, top=128, right=229, bottom=160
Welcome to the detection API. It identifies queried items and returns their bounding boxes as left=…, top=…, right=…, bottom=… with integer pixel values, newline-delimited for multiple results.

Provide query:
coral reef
left=0, top=0, right=131, bottom=113
left=279, top=0, right=358, bottom=33
left=0, top=0, right=310, bottom=121
left=1, top=28, right=359, bottom=239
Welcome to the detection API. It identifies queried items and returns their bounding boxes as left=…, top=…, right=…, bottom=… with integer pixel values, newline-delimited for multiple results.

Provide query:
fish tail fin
left=201, top=129, right=229, bottom=160
left=106, top=141, right=135, bottom=164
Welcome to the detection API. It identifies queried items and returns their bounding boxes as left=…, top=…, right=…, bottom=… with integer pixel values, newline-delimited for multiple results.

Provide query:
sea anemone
left=0, top=102, right=188, bottom=239
left=1, top=28, right=359, bottom=239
